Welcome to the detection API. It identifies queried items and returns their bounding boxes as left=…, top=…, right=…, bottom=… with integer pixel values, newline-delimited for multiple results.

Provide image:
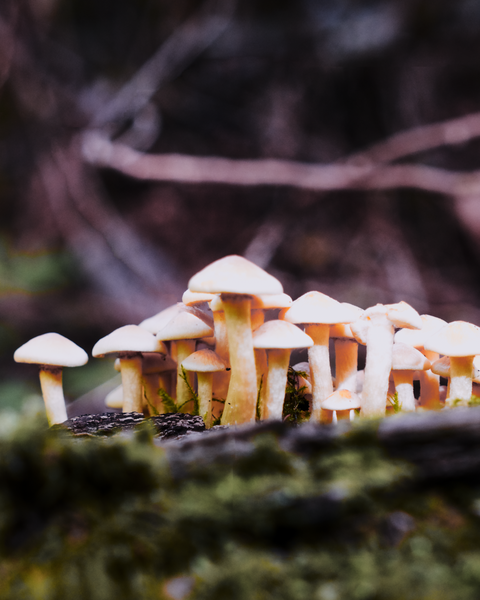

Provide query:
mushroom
left=141, top=353, right=177, bottom=413
left=156, top=311, right=213, bottom=411
left=282, top=292, right=359, bottom=422
left=139, top=303, right=187, bottom=362
left=330, top=305, right=364, bottom=393
left=395, top=314, right=447, bottom=409
left=181, top=349, right=226, bottom=428
left=14, top=333, right=88, bottom=425
left=92, top=325, right=166, bottom=413
left=105, top=384, right=123, bottom=409
left=188, top=255, right=283, bottom=425
left=252, top=320, right=313, bottom=420
left=350, top=302, right=422, bottom=418
left=424, top=321, right=480, bottom=406
left=322, top=389, right=362, bottom=422
left=391, top=342, right=431, bottom=412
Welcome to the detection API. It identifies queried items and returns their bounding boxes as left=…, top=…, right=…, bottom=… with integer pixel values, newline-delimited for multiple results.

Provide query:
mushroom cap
left=139, top=304, right=186, bottom=334
left=351, top=302, right=421, bottom=345
left=156, top=311, right=213, bottom=341
left=430, top=356, right=451, bottom=378
left=188, top=255, right=283, bottom=296
left=395, top=314, right=447, bottom=348
left=252, top=320, right=314, bottom=350
left=386, top=301, right=423, bottom=330
left=322, top=389, right=362, bottom=411
left=14, top=333, right=89, bottom=367
left=291, top=361, right=310, bottom=377
left=182, top=290, right=215, bottom=306
left=92, top=325, right=163, bottom=357
left=283, top=291, right=358, bottom=325
left=105, top=384, right=123, bottom=409
left=424, top=321, right=480, bottom=357
left=181, top=349, right=226, bottom=372
left=142, top=353, right=177, bottom=374
left=431, top=355, right=480, bottom=380
left=391, top=342, right=431, bottom=371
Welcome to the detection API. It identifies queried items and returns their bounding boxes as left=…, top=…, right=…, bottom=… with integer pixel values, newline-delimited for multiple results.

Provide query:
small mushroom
left=351, top=302, right=422, bottom=418
left=322, top=389, right=362, bottom=422
left=181, top=349, right=226, bottom=428
left=252, top=320, right=313, bottom=420
left=330, top=306, right=364, bottom=393
left=391, top=342, right=431, bottom=412
left=92, top=325, right=166, bottom=413
left=424, top=321, right=480, bottom=406
left=156, top=311, right=213, bottom=411
left=14, top=333, right=88, bottom=425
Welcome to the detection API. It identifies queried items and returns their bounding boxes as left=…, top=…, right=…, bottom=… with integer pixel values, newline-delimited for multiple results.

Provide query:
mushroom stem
left=120, top=355, right=143, bottom=413
left=336, top=409, right=351, bottom=421
left=392, top=370, right=416, bottom=412
left=221, top=295, right=257, bottom=425
left=212, top=310, right=230, bottom=400
left=449, top=355, right=474, bottom=405
left=334, top=339, right=358, bottom=392
left=39, top=367, right=67, bottom=425
left=263, top=348, right=290, bottom=420
left=175, top=340, right=196, bottom=410
left=143, top=373, right=166, bottom=414
left=255, top=348, right=268, bottom=416
left=251, top=309, right=265, bottom=331
left=362, top=317, right=394, bottom=418
left=197, top=372, right=214, bottom=428
left=419, top=350, right=440, bottom=409
left=305, top=323, right=333, bottom=423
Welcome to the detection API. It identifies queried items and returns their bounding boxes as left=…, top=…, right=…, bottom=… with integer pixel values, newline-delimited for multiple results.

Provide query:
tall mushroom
left=391, top=342, right=431, bottom=412
left=282, top=292, right=360, bottom=422
left=14, top=333, right=88, bottom=425
left=92, top=325, right=166, bottom=413
left=424, top=321, right=480, bottom=406
left=350, top=302, right=422, bottom=418
left=330, top=307, right=363, bottom=393
left=252, top=320, right=313, bottom=420
left=394, top=314, right=447, bottom=409
left=188, top=255, right=283, bottom=425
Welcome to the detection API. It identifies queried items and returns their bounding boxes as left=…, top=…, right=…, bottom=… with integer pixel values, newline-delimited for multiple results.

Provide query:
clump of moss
left=2, top=403, right=480, bottom=599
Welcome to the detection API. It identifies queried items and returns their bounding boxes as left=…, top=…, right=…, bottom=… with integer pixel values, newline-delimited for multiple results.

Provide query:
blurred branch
left=345, top=110, right=480, bottom=165
left=91, top=0, right=236, bottom=129
left=82, top=132, right=480, bottom=197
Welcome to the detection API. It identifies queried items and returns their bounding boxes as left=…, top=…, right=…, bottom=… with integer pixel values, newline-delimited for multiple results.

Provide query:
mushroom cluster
left=13, top=255, right=480, bottom=427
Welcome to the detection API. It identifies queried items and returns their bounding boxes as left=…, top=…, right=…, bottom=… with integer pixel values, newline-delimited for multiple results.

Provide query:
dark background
left=2, top=0, right=480, bottom=408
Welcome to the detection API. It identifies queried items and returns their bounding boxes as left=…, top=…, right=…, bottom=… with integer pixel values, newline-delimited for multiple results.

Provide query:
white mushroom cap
left=182, top=290, right=215, bottom=306
left=424, top=321, right=480, bottom=357
left=395, top=314, right=447, bottom=348
left=292, top=361, right=310, bottom=377
left=139, top=304, right=186, bottom=334
left=430, top=355, right=480, bottom=379
left=391, top=342, right=431, bottom=371
left=322, top=389, right=362, bottom=411
left=92, top=325, right=163, bottom=357
left=351, top=302, right=421, bottom=345
left=14, top=333, right=88, bottom=367
left=208, top=292, right=292, bottom=313
left=188, top=255, right=283, bottom=295
left=156, top=311, right=213, bottom=341
left=252, top=320, right=314, bottom=350
left=283, top=292, right=358, bottom=325
left=105, top=384, right=123, bottom=409
left=181, top=349, right=226, bottom=372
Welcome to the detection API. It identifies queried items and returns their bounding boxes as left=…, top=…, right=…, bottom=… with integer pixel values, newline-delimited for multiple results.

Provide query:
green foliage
left=178, top=366, right=199, bottom=416
left=388, top=392, right=401, bottom=413
left=3, top=407, right=480, bottom=599
left=283, top=367, right=310, bottom=423
left=157, top=388, right=177, bottom=413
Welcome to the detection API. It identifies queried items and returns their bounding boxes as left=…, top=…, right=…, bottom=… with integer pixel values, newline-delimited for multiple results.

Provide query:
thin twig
left=82, top=132, right=480, bottom=197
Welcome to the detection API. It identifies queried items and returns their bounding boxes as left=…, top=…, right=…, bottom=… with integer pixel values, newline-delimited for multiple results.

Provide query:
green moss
left=1, top=405, right=480, bottom=598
